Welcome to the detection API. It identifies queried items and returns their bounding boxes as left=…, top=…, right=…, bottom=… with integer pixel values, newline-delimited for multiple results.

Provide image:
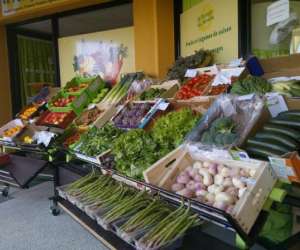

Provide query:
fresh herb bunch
left=78, top=123, right=124, bottom=157
left=167, top=50, right=213, bottom=82
left=230, top=76, right=272, bottom=95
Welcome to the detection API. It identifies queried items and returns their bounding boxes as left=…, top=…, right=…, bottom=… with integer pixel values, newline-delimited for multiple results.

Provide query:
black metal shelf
left=60, top=153, right=268, bottom=247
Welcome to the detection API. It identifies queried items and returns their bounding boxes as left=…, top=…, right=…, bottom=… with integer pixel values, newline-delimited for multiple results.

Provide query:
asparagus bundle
left=136, top=206, right=201, bottom=250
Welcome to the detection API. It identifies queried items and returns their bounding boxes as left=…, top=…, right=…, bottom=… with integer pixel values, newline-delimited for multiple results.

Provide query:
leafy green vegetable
left=113, top=129, right=160, bottom=179
left=167, top=50, right=213, bottom=82
left=151, top=108, right=200, bottom=151
left=231, top=76, right=272, bottom=95
left=112, top=108, right=200, bottom=179
left=139, top=88, right=167, bottom=100
left=78, top=123, right=124, bottom=157
left=201, top=117, right=237, bottom=147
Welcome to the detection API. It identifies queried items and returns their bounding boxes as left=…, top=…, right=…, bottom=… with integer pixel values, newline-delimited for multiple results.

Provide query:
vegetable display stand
left=50, top=153, right=289, bottom=249
left=0, top=141, right=52, bottom=198
left=53, top=160, right=236, bottom=250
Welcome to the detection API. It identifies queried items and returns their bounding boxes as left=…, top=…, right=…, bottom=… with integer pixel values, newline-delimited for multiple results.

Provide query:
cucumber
left=263, top=124, right=300, bottom=141
left=269, top=118, right=300, bottom=130
left=254, top=132, right=298, bottom=150
left=277, top=110, right=300, bottom=120
left=246, top=146, right=284, bottom=160
left=247, top=138, right=291, bottom=154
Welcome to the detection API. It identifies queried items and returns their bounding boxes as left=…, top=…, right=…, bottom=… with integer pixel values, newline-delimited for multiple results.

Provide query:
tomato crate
left=63, top=77, right=94, bottom=96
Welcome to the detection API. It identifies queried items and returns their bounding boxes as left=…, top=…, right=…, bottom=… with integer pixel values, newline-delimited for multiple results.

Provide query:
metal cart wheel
left=50, top=205, right=60, bottom=216
left=0, top=184, right=9, bottom=197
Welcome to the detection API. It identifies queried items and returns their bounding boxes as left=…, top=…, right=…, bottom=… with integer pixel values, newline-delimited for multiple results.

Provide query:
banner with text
left=2, top=0, right=61, bottom=16
left=180, top=0, right=239, bottom=63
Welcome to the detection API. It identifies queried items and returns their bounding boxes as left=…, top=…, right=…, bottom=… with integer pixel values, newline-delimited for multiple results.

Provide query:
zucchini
left=254, top=132, right=298, bottom=150
left=269, top=118, right=300, bottom=130
left=246, top=146, right=284, bottom=160
left=277, top=110, right=300, bottom=121
left=247, top=138, right=291, bottom=154
left=263, top=124, right=300, bottom=141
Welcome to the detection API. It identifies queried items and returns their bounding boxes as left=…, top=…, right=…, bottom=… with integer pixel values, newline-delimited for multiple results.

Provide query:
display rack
left=51, top=151, right=300, bottom=249
left=0, top=141, right=51, bottom=195
left=53, top=160, right=238, bottom=250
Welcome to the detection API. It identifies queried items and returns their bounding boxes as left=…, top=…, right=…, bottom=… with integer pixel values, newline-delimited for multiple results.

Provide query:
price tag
left=269, top=157, right=293, bottom=181
left=266, top=93, right=288, bottom=117
left=228, top=58, right=243, bottom=68
left=267, top=0, right=290, bottom=26
left=185, top=69, right=198, bottom=78
left=238, top=93, right=255, bottom=101
left=157, top=101, right=169, bottom=111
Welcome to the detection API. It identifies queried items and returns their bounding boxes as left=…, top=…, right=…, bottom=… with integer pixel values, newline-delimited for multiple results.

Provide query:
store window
left=58, top=3, right=135, bottom=85
left=251, top=0, right=300, bottom=59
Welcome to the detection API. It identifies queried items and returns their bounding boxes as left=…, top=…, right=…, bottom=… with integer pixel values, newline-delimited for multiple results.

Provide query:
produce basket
left=13, top=124, right=51, bottom=148
left=0, top=119, right=25, bottom=142
left=63, top=77, right=93, bottom=96
left=112, top=100, right=162, bottom=130
left=138, top=80, right=180, bottom=101
left=48, top=91, right=90, bottom=115
left=17, top=104, right=39, bottom=120
left=186, top=94, right=264, bottom=149
left=48, top=91, right=75, bottom=113
left=74, top=106, right=103, bottom=130
left=144, top=144, right=277, bottom=234
left=93, top=103, right=119, bottom=129
left=36, top=110, right=76, bottom=129
left=85, top=76, right=108, bottom=100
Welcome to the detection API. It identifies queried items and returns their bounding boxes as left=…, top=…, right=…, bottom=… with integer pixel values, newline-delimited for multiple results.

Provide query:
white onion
left=223, top=178, right=233, bottom=187
left=171, top=183, right=184, bottom=192
left=232, top=177, right=245, bottom=189
left=176, top=188, right=194, bottom=198
left=208, top=164, right=218, bottom=175
left=203, top=161, right=210, bottom=168
left=214, top=174, right=224, bottom=186
left=205, top=193, right=215, bottom=203
left=193, top=162, right=203, bottom=169
left=186, top=180, right=196, bottom=191
left=177, top=174, right=190, bottom=184
left=240, top=169, right=250, bottom=177
left=213, top=201, right=228, bottom=211
left=196, top=189, right=208, bottom=197
left=215, top=192, right=234, bottom=205
left=217, top=164, right=225, bottom=173
left=193, top=174, right=203, bottom=182
left=230, top=167, right=240, bottom=177
left=194, top=182, right=206, bottom=190
left=220, top=167, right=230, bottom=177
left=249, top=169, right=256, bottom=177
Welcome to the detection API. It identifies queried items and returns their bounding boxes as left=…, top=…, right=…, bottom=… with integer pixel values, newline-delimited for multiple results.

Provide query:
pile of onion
left=171, top=161, right=256, bottom=214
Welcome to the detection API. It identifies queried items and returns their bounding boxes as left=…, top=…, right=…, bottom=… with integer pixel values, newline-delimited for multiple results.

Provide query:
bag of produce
left=186, top=94, right=264, bottom=149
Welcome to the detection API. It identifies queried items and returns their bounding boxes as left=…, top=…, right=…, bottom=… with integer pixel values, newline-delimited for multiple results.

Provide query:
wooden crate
left=144, top=146, right=277, bottom=234
left=93, top=103, right=119, bottom=129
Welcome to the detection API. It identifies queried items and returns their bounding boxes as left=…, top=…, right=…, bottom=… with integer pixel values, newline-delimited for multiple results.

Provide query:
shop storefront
left=0, top=1, right=300, bottom=250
